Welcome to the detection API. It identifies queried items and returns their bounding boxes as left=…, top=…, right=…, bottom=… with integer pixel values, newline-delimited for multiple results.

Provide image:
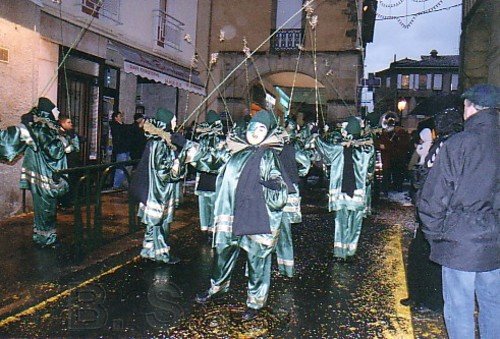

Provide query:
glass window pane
left=105, top=67, right=118, bottom=89
left=419, top=74, right=427, bottom=90
left=386, top=77, right=391, bottom=88
left=401, top=75, right=410, bottom=89
left=433, top=74, right=443, bottom=90
left=451, top=74, right=459, bottom=91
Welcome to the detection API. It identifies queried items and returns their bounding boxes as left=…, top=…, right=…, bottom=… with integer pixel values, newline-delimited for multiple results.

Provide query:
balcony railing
left=80, top=0, right=120, bottom=23
left=154, top=10, right=185, bottom=51
left=270, top=28, right=304, bottom=53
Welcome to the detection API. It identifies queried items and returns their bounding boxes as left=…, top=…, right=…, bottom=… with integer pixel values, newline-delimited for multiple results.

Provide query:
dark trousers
left=406, top=226, right=443, bottom=311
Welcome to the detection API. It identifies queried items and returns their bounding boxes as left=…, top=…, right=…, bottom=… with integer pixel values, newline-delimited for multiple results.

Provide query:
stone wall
left=211, top=51, right=361, bottom=122
left=0, top=1, right=43, bottom=217
left=461, top=0, right=499, bottom=88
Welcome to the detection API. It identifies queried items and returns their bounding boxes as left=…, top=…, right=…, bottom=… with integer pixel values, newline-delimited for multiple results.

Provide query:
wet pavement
left=0, top=183, right=447, bottom=338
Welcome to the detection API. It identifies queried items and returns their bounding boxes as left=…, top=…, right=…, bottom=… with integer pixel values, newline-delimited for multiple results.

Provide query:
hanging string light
left=375, top=0, right=455, bottom=29
left=378, top=0, right=405, bottom=8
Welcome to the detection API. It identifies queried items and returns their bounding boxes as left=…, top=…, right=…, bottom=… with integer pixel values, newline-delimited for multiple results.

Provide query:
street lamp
left=397, top=98, right=407, bottom=124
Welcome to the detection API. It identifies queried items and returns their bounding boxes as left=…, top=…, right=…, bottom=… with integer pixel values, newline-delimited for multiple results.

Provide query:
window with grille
left=155, top=0, right=184, bottom=51
left=82, top=0, right=119, bottom=22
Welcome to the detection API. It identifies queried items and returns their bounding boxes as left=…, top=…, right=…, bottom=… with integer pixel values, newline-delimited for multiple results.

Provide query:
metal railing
left=79, top=0, right=121, bottom=24
left=154, top=10, right=185, bottom=51
left=270, top=28, right=304, bottom=53
left=49, top=159, right=139, bottom=255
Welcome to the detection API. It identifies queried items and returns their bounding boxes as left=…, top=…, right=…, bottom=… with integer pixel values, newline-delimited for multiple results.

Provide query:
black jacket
left=129, top=123, right=147, bottom=160
left=110, top=120, right=130, bottom=154
left=418, top=109, right=499, bottom=272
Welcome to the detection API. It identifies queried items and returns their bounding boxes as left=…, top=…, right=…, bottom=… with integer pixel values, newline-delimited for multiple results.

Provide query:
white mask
left=51, top=107, right=60, bottom=120
left=246, top=122, right=268, bottom=145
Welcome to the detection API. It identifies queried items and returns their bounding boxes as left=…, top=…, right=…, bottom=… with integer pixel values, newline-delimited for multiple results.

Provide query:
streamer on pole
left=38, top=0, right=103, bottom=103
left=177, top=0, right=318, bottom=130
left=288, top=39, right=305, bottom=117
left=198, top=52, right=233, bottom=125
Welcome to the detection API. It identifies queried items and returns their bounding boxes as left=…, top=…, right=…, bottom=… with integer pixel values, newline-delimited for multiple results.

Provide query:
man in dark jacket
left=110, top=111, right=130, bottom=189
left=129, top=113, right=147, bottom=161
left=418, top=84, right=499, bottom=339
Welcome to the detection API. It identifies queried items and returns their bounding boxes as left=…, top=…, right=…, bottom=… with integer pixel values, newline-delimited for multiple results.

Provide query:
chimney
left=430, top=49, right=438, bottom=57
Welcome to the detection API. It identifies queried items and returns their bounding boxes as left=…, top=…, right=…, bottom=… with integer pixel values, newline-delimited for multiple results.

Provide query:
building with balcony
left=0, top=0, right=208, bottom=217
left=202, top=0, right=377, bottom=125
left=460, top=0, right=499, bottom=89
left=373, top=50, right=459, bottom=128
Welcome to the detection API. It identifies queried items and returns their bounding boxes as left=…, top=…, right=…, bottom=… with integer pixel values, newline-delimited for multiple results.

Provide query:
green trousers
left=198, top=192, right=216, bottom=231
left=209, top=242, right=272, bottom=310
left=275, top=213, right=294, bottom=277
left=140, top=219, right=173, bottom=263
left=174, top=182, right=183, bottom=208
left=31, top=190, right=58, bottom=246
left=333, top=208, right=364, bottom=259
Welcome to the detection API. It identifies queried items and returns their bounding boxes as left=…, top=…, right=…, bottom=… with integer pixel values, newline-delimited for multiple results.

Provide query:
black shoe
left=195, top=290, right=212, bottom=304
left=165, top=256, right=180, bottom=265
left=242, top=308, right=259, bottom=321
left=400, top=298, right=414, bottom=307
left=333, top=256, right=353, bottom=263
left=39, top=240, right=61, bottom=249
left=412, top=304, right=435, bottom=314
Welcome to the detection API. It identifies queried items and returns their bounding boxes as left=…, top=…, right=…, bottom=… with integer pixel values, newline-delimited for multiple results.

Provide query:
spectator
left=402, top=107, right=463, bottom=313
left=415, top=128, right=433, bottom=166
left=110, top=111, right=130, bottom=189
left=391, top=127, right=411, bottom=192
left=418, top=84, right=499, bottom=338
left=58, top=115, right=81, bottom=208
left=129, top=113, right=147, bottom=161
left=375, top=129, right=395, bottom=195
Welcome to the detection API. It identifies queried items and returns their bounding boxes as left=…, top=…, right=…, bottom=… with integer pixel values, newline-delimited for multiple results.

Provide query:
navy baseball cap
left=461, top=84, right=500, bottom=108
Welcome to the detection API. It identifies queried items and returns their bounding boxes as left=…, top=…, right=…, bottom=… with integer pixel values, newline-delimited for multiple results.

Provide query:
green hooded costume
left=314, top=117, right=375, bottom=259
left=192, top=111, right=229, bottom=232
left=0, top=97, right=79, bottom=246
left=136, top=109, right=198, bottom=263
left=274, top=118, right=312, bottom=277
left=204, top=110, right=289, bottom=310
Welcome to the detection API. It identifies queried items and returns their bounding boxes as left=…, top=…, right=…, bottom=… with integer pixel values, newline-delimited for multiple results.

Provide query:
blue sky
left=365, top=1, right=462, bottom=74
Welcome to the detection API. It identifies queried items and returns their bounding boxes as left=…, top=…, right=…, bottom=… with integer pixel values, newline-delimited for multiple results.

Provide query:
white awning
left=111, top=41, right=206, bottom=96
left=124, top=61, right=205, bottom=96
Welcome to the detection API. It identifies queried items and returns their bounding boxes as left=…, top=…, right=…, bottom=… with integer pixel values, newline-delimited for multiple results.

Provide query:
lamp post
left=397, top=98, right=407, bottom=125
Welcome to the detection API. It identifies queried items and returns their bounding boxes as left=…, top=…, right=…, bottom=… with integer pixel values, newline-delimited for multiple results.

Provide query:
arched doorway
left=248, top=71, right=327, bottom=126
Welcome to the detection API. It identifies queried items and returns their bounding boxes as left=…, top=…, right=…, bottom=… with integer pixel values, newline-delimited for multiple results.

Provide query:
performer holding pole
left=195, top=110, right=289, bottom=321
left=310, top=117, right=374, bottom=260
left=0, top=97, right=79, bottom=247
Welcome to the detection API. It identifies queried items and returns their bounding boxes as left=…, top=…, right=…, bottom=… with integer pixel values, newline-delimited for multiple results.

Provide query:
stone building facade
left=204, top=0, right=376, bottom=124
left=460, top=0, right=499, bottom=88
left=0, top=0, right=208, bottom=218
left=373, top=50, right=459, bottom=128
